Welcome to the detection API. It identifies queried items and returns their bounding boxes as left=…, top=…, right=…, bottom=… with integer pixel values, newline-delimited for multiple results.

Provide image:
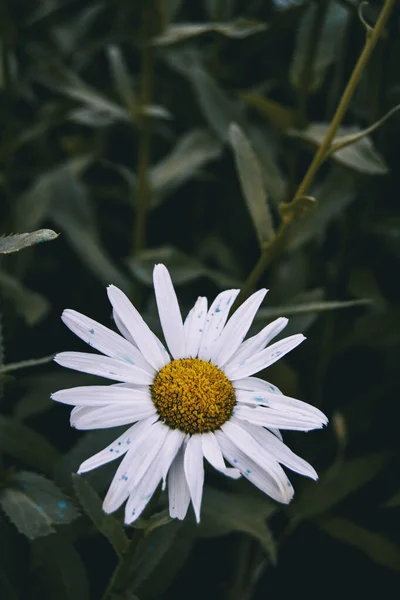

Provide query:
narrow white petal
left=197, top=290, right=240, bottom=361
left=184, top=435, right=204, bottom=523
left=159, top=429, right=185, bottom=490
left=77, top=423, right=140, bottom=473
left=102, top=418, right=161, bottom=513
left=129, top=421, right=169, bottom=487
left=168, top=444, right=191, bottom=520
left=107, top=285, right=169, bottom=371
left=225, top=334, right=306, bottom=380
left=234, top=376, right=282, bottom=395
left=201, top=432, right=241, bottom=479
left=52, top=385, right=151, bottom=407
left=61, top=309, right=154, bottom=374
left=221, top=419, right=291, bottom=500
left=184, top=297, right=208, bottom=358
left=239, top=421, right=318, bottom=480
left=153, top=264, right=185, bottom=359
left=124, top=465, right=162, bottom=524
left=268, top=428, right=283, bottom=442
left=54, top=352, right=153, bottom=385
left=226, top=317, right=288, bottom=370
left=236, top=389, right=328, bottom=425
left=234, top=404, right=325, bottom=431
left=113, top=308, right=137, bottom=346
left=215, top=430, right=294, bottom=504
left=211, top=289, right=267, bottom=367
left=70, top=401, right=156, bottom=430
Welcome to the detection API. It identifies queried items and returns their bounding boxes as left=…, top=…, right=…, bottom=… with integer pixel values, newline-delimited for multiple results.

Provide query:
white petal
left=70, top=401, right=156, bottom=430
left=201, top=432, right=241, bottom=479
left=113, top=308, right=137, bottom=346
left=184, top=297, right=208, bottom=358
left=52, top=385, right=151, bottom=407
left=77, top=423, right=140, bottom=473
left=102, top=419, right=162, bottom=513
left=215, top=430, right=294, bottom=504
left=54, top=352, right=154, bottom=385
left=211, top=289, right=267, bottom=367
left=107, top=285, right=169, bottom=371
left=197, top=290, right=240, bottom=361
left=124, top=465, right=162, bottom=524
left=268, top=428, right=283, bottom=442
left=153, top=264, right=185, bottom=359
left=129, top=421, right=169, bottom=487
left=239, top=421, right=318, bottom=480
left=234, top=376, right=282, bottom=395
left=234, top=404, right=325, bottom=431
left=61, top=309, right=154, bottom=375
left=184, top=435, right=204, bottom=523
left=168, top=444, right=191, bottom=520
left=159, top=429, right=185, bottom=490
left=236, top=389, right=328, bottom=425
left=221, top=419, right=292, bottom=501
left=226, top=317, right=288, bottom=370
left=225, top=334, right=306, bottom=380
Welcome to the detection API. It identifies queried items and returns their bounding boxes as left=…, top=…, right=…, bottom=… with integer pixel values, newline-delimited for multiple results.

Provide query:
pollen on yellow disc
left=150, top=358, right=236, bottom=435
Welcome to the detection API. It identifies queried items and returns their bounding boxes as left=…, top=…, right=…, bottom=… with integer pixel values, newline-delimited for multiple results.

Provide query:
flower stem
left=233, top=0, right=395, bottom=309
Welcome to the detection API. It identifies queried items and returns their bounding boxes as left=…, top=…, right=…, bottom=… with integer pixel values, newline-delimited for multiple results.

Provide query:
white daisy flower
left=52, top=264, right=327, bottom=524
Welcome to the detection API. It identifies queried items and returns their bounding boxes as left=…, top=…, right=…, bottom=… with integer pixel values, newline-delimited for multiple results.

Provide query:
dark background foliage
left=1, top=0, right=400, bottom=598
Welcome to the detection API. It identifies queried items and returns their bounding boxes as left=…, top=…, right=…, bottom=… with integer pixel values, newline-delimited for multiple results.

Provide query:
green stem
left=233, top=0, right=396, bottom=309
left=102, top=529, right=144, bottom=600
left=132, top=4, right=156, bottom=256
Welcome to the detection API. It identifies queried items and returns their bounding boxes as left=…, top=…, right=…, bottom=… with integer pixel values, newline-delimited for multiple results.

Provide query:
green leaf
left=289, top=453, right=386, bottom=519
left=46, top=168, right=131, bottom=292
left=150, top=129, right=222, bottom=206
left=318, top=517, right=400, bottom=571
left=255, top=298, right=371, bottom=321
left=153, top=18, right=267, bottom=45
left=247, top=124, right=287, bottom=206
left=107, top=45, right=136, bottom=112
left=289, top=123, right=388, bottom=174
left=229, top=123, right=275, bottom=246
left=72, top=474, right=129, bottom=557
left=0, top=354, right=54, bottom=374
left=126, top=521, right=182, bottom=592
left=0, top=271, right=50, bottom=326
left=15, top=371, right=98, bottom=420
left=286, top=168, right=356, bottom=251
left=198, top=487, right=277, bottom=564
left=0, top=488, right=54, bottom=539
left=290, top=1, right=349, bottom=92
left=0, top=415, right=60, bottom=476
left=0, top=229, right=59, bottom=254
left=32, top=535, right=90, bottom=600
left=0, top=315, right=4, bottom=369
left=127, top=245, right=242, bottom=289
left=383, top=491, right=400, bottom=508
left=240, top=92, right=296, bottom=131
left=0, top=471, right=78, bottom=539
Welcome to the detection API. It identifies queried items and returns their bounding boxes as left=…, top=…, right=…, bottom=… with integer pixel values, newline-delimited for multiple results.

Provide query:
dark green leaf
left=318, top=517, right=400, bottom=571
left=32, top=535, right=90, bottom=600
left=289, top=123, right=388, bottom=174
left=0, top=488, right=54, bottom=539
left=198, top=487, right=277, bottom=564
left=290, top=2, right=349, bottom=92
left=383, top=491, right=400, bottom=508
left=107, top=45, right=136, bottom=111
left=127, top=521, right=182, bottom=591
left=289, top=454, right=386, bottom=519
left=229, top=123, right=275, bottom=246
left=0, top=271, right=50, bottom=326
left=72, top=474, right=129, bottom=557
left=0, top=415, right=60, bottom=476
left=0, top=230, right=59, bottom=254
left=153, top=18, right=267, bottom=45
left=255, top=298, right=372, bottom=321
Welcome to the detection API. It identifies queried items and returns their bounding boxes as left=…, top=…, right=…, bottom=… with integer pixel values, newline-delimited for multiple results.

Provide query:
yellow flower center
left=150, top=358, right=236, bottom=435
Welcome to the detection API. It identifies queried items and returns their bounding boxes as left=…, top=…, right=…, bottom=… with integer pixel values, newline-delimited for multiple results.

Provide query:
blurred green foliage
left=1, top=0, right=400, bottom=598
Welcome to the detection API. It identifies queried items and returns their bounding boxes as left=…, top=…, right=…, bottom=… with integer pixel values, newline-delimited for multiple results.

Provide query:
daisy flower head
left=52, top=265, right=328, bottom=524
